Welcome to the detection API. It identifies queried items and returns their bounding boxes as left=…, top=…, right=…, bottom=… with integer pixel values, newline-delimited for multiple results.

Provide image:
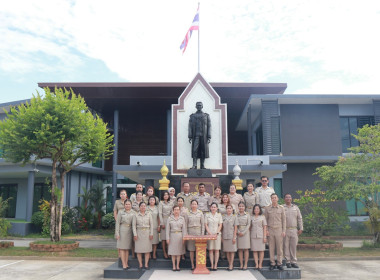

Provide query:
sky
left=1, top=0, right=380, bottom=103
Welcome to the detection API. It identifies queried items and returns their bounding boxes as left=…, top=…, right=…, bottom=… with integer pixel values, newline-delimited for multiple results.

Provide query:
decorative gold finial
left=159, top=160, right=170, bottom=190
left=232, top=160, right=243, bottom=190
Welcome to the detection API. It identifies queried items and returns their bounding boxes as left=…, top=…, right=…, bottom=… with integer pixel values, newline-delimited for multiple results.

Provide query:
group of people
left=113, top=176, right=303, bottom=271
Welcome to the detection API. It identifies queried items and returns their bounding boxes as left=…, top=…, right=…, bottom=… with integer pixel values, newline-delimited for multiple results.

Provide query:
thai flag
left=180, top=5, right=199, bottom=54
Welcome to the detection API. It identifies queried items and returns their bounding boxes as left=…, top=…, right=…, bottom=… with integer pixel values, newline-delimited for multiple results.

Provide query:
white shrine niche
left=172, top=73, right=228, bottom=175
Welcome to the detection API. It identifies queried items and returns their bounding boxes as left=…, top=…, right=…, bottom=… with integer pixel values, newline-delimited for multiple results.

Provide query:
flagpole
left=198, top=2, right=200, bottom=73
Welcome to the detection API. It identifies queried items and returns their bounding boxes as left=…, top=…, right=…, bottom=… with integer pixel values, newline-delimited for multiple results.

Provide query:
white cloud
left=0, top=0, right=380, bottom=95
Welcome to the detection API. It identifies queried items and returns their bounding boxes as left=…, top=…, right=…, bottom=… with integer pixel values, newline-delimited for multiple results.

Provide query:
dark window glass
left=340, top=116, right=374, bottom=152
left=33, top=183, right=51, bottom=213
left=256, top=125, right=263, bottom=155
left=273, top=179, right=283, bottom=198
left=0, top=184, right=18, bottom=218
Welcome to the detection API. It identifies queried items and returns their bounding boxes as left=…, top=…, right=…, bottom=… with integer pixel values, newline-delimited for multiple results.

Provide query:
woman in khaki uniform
left=208, top=186, right=222, bottom=209
left=222, top=205, right=238, bottom=271
left=115, top=199, right=134, bottom=270
left=228, top=184, right=244, bottom=211
left=166, top=205, right=187, bottom=271
left=187, top=199, right=205, bottom=270
left=237, top=202, right=250, bottom=270
left=243, top=183, right=259, bottom=215
left=205, top=202, right=223, bottom=271
left=219, top=193, right=237, bottom=217
left=143, top=186, right=159, bottom=205
left=176, top=197, right=188, bottom=259
left=132, top=202, right=153, bottom=269
left=113, top=189, right=128, bottom=258
left=147, top=196, right=160, bottom=260
left=169, top=187, right=177, bottom=203
left=132, top=191, right=144, bottom=213
left=158, top=191, right=173, bottom=259
left=250, top=204, right=267, bottom=270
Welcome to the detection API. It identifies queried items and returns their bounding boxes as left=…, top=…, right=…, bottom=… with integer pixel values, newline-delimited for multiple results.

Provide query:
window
left=273, top=179, right=283, bottom=198
left=33, top=183, right=51, bottom=213
left=255, top=125, right=263, bottom=155
left=346, top=199, right=367, bottom=216
left=340, top=116, right=375, bottom=152
left=0, top=184, right=18, bottom=218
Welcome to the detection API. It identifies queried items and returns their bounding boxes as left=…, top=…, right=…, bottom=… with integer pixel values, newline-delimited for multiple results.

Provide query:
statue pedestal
left=183, top=234, right=217, bottom=274
left=187, top=169, right=212, bottom=178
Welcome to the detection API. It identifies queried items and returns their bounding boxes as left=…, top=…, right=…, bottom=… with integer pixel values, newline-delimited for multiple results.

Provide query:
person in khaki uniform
left=130, top=183, right=146, bottom=204
left=208, top=186, right=222, bottom=209
left=205, top=203, right=223, bottom=271
left=176, top=182, right=194, bottom=209
left=256, top=176, right=275, bottom=208
left=158, top=191, right=173, bottom=259
left=228, top=184, right=244, bottom=211
left=193, top=183, right=210, bottom=214
left=187, top=200, right=205, bottom=270
left=264, top=193, right=286, bottom=270
left=222, top=205, right=238, bottom=271
left=115, top=199, right=134, bottom=270
left=166, top=205, right=187, bottom=271
left=243, top=183, right=259, bottom=215
left=250, top=204, right=267, bottom=270
left=132, top=202, right=153, bottom=270
left=283, top=193, right=303, bottom=269
left=113, top=189, right=128, bottom=258
left=237, top=202, right=251, bottom=270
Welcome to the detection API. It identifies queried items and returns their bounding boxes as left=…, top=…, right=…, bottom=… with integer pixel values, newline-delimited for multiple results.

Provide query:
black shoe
left=291, top=263, right=299, bottom=268
left=144, top=266, right=150, bottom=270
left=277, top=265, right=284, bottom=271
left=269, top=265, right=275, bottom=271
left=286, top=263, right=292, bottom=268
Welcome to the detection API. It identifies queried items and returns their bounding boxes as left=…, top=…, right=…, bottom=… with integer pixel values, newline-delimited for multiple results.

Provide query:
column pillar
left=247, top=104, right=253, bottom=155
left=167, top=110, right=172, bottom=155
left=112, top=110, right=119, bottom=205
left=26, top=171, right=35, bottom=222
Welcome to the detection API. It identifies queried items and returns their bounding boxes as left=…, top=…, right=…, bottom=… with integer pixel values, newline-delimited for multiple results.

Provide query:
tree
left=315, top=124, right=380, bottom=244
left=0, top=87, right=113, bottom=241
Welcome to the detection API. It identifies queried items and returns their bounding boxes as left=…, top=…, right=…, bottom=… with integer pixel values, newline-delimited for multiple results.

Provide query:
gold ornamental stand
left=183, top=234, right=217, bottom=274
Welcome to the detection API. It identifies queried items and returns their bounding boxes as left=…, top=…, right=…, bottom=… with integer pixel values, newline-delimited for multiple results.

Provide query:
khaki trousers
left=284, top=228, right=298, bottom=264
left=268, top=227, right=283, bottom=266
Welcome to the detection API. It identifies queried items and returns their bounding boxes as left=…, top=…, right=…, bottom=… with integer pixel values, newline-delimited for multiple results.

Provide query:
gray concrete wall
left=280, top=104, right=342, bottom=156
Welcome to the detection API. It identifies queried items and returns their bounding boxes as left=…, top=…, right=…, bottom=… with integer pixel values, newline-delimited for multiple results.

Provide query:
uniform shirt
left=205, top=212, right=222, bottom=234
left=208, top=195, right=222, bottom=209
left=187, top=209, right=205, bottom=235
left=115, top=209, right=135, bottom=238
left=222, top=214, right=238, bottom=240
left=256, top=186, right=275, bottom=207
left=283, top=204, right=303, bottom=230
left=130, top=193, right=146, bottom=204
left=132, top=211, right=153, bottom=236
left=194, top=192, right=210, bottom=212
left=237, top=212, right=251, bottom=236
left=176, top=192, right=194, bottom=209
left=218, top=203, right=237, bottom=217
left=132, top=200, right=144, bottom=213
left=158, top=200, right=174, bottom=226
left=250, top=215, right=267, bottom=238
left=228, top=193, right=244, bottom=210
left=113, top=199, right=126, bottom=214
left=143, top=195, right=159, bottom=205
left=264, top=204, right=286, bottom=231
left=243, top=192, right=259, bottom=214
left=166, top=215, right=187, bottom=240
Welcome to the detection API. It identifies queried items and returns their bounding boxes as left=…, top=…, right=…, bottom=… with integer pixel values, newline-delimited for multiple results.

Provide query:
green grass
left=298, top=247, right=380, bottom=258
left=18, top=228, right=115, bottom=239
left=7, top=219, right=28, bottom=224
left=362, top=240, right=380, bottom=248
left=0, top=247, right=118, bottom=258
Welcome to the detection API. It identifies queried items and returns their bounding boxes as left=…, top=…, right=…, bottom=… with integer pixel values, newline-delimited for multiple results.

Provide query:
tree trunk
left=57, top=169, right=67, bottom=242
left=374, top=231, right=380, bottom=244
left=50, top=161, right=58, bottom=242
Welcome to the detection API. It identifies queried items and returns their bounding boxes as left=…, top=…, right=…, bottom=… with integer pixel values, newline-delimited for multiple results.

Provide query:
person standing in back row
left=283, top=193, right=303, bottom=269
left=256, top=176, right=275, bottom=208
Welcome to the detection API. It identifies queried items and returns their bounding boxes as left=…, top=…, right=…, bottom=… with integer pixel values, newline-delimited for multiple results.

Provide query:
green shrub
left=31, top=211, right=44, bottom=230
left=102, top=213, right=115, bottom=229
left=295, top=187, right=350, bottom=237
left=62, top=206, right=79, bottom=234
left=0, top=197, right=12, bottom=236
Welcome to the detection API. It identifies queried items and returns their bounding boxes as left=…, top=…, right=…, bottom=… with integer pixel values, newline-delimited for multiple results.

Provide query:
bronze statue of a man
left=188, top=102, right=211, bottom=169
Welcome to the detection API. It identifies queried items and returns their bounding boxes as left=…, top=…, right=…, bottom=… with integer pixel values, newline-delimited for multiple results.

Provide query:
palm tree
left=90, top=181, right=106, bottom=229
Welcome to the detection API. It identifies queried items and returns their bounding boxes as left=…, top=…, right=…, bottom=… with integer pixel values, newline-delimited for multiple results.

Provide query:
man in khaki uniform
left=265, top=193, right=286, bottom=270
left=256, top=176, right=275, bottom=208
left=283, top=193, right=303, bottom=268
left=193, top=183, right=210, bottom=214
left=176, top=182, right=194, bottom=209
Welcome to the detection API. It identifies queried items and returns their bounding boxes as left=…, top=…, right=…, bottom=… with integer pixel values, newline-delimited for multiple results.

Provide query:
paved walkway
left=5, top=238, right=369, bottom=249
left=0, top=259, right=380, bottom=280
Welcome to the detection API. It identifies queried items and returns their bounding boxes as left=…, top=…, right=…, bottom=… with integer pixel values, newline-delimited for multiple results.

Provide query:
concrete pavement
left=0, top=259, right=380, bottom=280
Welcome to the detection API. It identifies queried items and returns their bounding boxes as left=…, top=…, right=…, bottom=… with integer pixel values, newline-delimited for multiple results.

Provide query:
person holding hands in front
left=222, top=204, right=238, bottom=271
left=250, top=204, right=267, bottom=270
left=205, top=202, right=223, bottom=271
left=237, top=201, right=251, bottom=270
